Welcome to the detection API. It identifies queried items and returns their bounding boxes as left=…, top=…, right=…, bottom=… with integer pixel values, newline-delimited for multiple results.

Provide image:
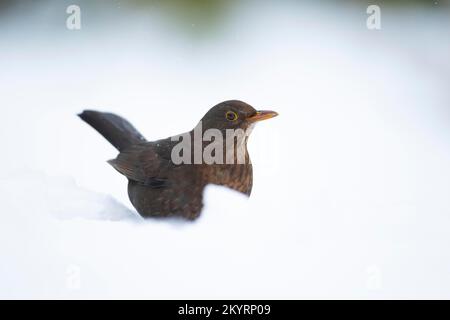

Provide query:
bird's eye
left=225, top=111, right=238, bottom=121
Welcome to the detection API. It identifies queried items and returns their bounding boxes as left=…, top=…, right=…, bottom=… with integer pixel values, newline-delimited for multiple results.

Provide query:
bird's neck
left=186, top=125, right=252, bottom=166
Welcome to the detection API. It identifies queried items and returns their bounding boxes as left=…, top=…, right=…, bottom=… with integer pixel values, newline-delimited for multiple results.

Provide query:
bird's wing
left=108, top=142, right=172, bottom=187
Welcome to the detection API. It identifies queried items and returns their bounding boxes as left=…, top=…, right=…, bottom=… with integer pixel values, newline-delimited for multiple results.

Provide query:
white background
left=0, top=1, right=449, bottom=298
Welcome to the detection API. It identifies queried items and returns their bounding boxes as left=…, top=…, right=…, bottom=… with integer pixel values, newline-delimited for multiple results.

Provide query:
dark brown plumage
left=79, top=100, right=278, bottom=220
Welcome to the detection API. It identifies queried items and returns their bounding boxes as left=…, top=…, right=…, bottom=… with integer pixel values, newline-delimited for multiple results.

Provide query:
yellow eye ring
left=225, top=111, right=238, bottom=121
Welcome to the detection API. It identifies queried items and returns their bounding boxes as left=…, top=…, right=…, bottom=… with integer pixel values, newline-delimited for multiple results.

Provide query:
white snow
left=0, top=1, right=449, bottom=299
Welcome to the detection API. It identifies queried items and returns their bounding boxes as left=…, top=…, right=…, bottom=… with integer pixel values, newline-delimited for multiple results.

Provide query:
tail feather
left=78, top=110, right=146, bottom=151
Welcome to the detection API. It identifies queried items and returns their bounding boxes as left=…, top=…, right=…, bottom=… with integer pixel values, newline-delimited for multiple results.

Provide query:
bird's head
left=200, top=100, right=278, bottom=132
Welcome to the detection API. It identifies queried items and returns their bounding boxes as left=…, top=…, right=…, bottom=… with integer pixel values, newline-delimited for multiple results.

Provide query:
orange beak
left=247, top=110, right=279, bottom=122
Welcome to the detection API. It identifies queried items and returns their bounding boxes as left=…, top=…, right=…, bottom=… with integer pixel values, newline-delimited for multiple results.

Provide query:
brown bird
left=79, top=100, right=278, bottom=220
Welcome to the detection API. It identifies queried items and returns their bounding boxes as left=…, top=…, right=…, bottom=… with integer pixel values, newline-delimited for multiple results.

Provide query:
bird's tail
left=78, top=110, right=146, bottom=151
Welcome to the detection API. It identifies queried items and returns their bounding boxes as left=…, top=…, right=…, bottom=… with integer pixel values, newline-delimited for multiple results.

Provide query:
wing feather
left=108, top=142, right=171, bottom=187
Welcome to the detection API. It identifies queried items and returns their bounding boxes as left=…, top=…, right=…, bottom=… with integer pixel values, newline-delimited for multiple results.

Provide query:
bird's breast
left=202, top=163, right=253, bottom=196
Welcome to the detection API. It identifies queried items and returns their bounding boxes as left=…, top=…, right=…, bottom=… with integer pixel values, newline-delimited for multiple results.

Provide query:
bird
left=78, top=100, right=278, bottom=220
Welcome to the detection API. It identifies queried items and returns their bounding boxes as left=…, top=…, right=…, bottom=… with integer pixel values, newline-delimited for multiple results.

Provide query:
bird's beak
left=247, top=110, right=279, bottom=122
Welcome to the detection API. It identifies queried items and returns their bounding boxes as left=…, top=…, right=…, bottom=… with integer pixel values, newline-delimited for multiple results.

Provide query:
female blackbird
left=79, top=100, right=278, bottom=220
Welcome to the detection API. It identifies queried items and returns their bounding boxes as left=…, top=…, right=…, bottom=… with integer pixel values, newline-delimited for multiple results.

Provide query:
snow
left=0, top=1, right=450, bottom=298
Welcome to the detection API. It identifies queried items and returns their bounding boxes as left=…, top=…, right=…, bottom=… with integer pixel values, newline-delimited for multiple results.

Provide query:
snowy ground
left=0, top=1, right=449, bottom=298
